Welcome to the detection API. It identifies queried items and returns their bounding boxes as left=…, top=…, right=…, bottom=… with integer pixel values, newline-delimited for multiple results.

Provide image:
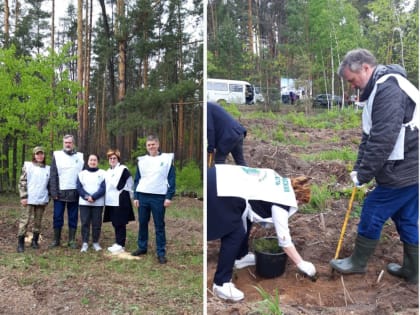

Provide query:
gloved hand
left=297, top=260, right=316, bottom=277
left=350, top=171, right=361, bottom=187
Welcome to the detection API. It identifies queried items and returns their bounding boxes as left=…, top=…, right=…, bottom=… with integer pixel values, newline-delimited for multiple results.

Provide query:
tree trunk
left=1, top=135, right=11, bottom=192
left=177, top=102, right=184, bottom=167
left=116, top=0, right=126, bottom=152
left=4, top=0, right=10, bottom=46
left=77, top=0, right=85, bottom=151
left=14, top=1, right=20, bottom=34
left=98, top=0, right=116, bottom=147
left=12, top=137, right=17, bottom=192
left=83, top=0, right=92, bottom=153
left=116, top=0, right=126, bottom=101
left=247, top=0, right=253, bottom=53
left=188, top=106, right=194, bottom=161
left=51, top=0, right=54, bottom=50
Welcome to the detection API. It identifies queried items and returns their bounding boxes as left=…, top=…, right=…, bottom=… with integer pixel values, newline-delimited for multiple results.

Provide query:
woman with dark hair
left=103, top=149, right=135, bottom=254
left=16, top=146, right=50, bottom=252
left=77, top=154, right=106, bottom=252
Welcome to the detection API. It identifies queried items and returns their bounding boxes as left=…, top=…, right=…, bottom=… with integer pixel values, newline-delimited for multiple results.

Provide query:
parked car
left=313, top=94, right=342, bottom=107
left=254, top=86, right=265, bottom=103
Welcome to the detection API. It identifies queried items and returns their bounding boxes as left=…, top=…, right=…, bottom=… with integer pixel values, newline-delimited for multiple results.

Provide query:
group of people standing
left=16, top=134, right=175, bottom=264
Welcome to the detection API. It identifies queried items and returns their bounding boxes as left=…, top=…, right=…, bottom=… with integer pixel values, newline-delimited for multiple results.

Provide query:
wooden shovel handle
left=334, top=186, right=357, bottom=259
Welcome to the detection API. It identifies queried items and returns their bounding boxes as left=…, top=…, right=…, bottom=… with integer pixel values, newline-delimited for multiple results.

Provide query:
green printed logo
left=282, top=177, right=290, bottom=192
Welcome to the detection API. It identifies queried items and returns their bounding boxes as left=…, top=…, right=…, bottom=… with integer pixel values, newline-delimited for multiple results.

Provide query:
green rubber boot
left=31, top=232, right=40, bottom=249
left=330, top=234, right=378, bottom=274
left=17, top=235, right=25, bottom=253
left=68, top=228, right=77, bottom=249
left=387, top=243, right=418, bottom=284
left=49, top=228, right=61, bottom=248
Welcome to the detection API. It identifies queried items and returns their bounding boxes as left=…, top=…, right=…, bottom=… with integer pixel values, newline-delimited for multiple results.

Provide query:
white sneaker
left=92, top=243, right=102, bottom=251
left=107, top=243, right=119, bottom=251
left=108, top=244, right=124, bottom=254
left=80, top=243, right=88, bottom=253
left=212, top=282, right=244, bottom=302
left=234, top=252, right=256, bottom=269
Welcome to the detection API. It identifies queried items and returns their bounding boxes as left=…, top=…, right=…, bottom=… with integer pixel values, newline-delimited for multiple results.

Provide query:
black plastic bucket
left=253, top=237, right=288, bottom=278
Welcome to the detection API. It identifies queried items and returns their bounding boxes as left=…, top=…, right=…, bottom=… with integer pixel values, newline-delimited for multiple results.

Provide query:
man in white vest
left=330, top=49, right=418, bottom=284
left=49, top=135, right=84, bottom=249
left=131, top=135, right=176, bottom=264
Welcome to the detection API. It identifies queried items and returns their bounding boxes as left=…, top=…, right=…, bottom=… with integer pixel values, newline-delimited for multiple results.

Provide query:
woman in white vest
left=76, top=154, right=106, bottom=252
left=208, top=165, right=316, bottom=302
left=103, top=149, right=135, bottom=254
left=17, top=146, right=50, bottom=253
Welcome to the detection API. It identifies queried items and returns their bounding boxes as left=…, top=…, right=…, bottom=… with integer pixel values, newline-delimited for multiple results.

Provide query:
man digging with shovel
left=330, top=49, right=419, bottom=284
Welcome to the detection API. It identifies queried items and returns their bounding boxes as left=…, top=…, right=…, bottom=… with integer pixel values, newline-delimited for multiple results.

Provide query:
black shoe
left=158, top=256, right=167, bottom=264
left=131, top=248, right=147, bottom=256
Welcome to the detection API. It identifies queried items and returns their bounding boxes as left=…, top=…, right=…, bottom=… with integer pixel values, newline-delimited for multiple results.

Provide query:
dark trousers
left=215, top=135, right=247, bottom=166
left=113, top=224, right=127, bottom=247
left=79, top=205, right=103, bottom=243
left=137, top=194, right=166, bottom=257
left=53, top=200, right=79, bottom=229
left=236, top=218, right=252, bottom=259
left=358, top=183, right=418, bottom=244
left=214, top=224, right=246, bottom=286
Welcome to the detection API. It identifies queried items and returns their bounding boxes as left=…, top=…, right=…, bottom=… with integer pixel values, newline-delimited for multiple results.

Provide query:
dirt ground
left=0, top=196, right=203, bottom=314
left=207, top=107, right=419, bottom=314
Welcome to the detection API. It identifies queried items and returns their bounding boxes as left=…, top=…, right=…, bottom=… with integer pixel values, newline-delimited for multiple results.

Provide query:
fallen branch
left=270, top=146, right=279, bottom=158
left=340, top=275, right=355, bottom=305
left=319, top=213, right=326, bottom=232
left=376, top=270, right=384, bottom=284
left=318, top=292, right=323, bottom=306
left=307, top=240, right=324, bottom=246
left=247, top=268, right=257, bottom=279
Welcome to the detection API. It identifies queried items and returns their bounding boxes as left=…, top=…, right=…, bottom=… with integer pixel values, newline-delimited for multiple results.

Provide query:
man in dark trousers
left=49, top=135, right=84, bottom=249
left=330, top=49, right=418, bottom=284
left=207, top=101, right=247, bottom=166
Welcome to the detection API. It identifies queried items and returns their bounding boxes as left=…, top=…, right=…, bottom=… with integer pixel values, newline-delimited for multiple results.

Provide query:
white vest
left=363, top=74, right=419, bottom=160
left=136, top=153, right=174, bottom=195
left=78, top=169, right=106, bottom=206
left=54, top=151, right=84, bottom=189
left=215, top=164, right=298, bottom=231
left=25, top=162, right=50, bottom=205
left=105, top=164, right=133, bottom=206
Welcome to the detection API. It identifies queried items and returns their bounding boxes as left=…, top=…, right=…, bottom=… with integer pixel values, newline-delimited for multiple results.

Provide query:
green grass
left=283, top=107, right=361, bottom=130
left=242, top=107, right=360, bottom=150
left=253, top=285, right=284, bottom=315
left=300, top=147, right=357, bottom=162
left=300, top=183, right=333, bottom=214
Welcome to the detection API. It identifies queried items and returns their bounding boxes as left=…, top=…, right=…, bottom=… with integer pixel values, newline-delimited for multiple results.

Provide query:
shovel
left=334, top=186, right=357, bottom=259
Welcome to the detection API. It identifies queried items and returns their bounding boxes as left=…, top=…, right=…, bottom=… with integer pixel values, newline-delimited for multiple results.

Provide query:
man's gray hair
left=338, top=48, right=377, bottom=77
left=63, top=134, right=74, bottom=142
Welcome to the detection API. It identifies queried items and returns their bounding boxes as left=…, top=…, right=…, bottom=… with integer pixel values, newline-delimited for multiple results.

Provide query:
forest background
left=0, top=0, right=418, bottom=193
left=0, top=0, right=203, bottom=193
left=207, top=0, right=418, bottom=105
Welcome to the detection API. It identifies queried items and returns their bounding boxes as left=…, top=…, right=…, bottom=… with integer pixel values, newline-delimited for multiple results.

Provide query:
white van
left=207, top=78, right=255, bottom=105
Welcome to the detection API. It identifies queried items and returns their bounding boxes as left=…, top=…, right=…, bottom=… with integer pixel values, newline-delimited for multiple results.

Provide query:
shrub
left=176, top=160, right=202, bottom=197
